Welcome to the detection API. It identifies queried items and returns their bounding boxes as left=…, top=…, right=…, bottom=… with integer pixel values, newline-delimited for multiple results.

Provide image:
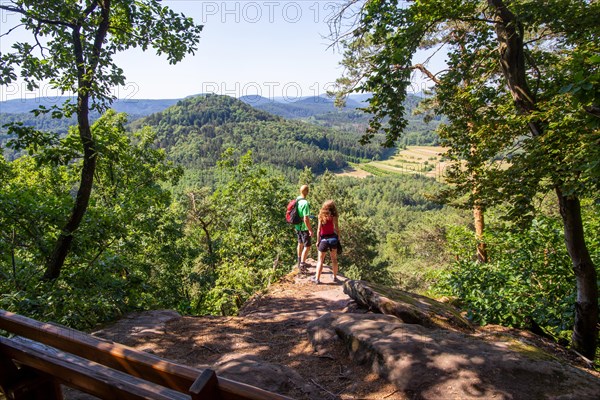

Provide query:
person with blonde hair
left=311, top=200, right=341, bottom=284
left=294, top=185, right=313, bottom=272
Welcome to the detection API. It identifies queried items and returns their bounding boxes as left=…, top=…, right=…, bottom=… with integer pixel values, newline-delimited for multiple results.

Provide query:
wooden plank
left=0, top=310, right=292, bottom=400
left=0, top=365, right=63, bottom=400
left=189, top=369, right=220, bottom=400
left=0, top=336, right=190, bottom=400
left=217, top=379, right=291, bottom=400
left=0, top=354, right=61, bottom=400
left=0, top=309, right=196, bottom=392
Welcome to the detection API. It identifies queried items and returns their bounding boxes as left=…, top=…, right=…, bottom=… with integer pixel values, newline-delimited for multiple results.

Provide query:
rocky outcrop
left=308, top=280, right=600, bottom=399
left=308, top=312, right=600, bottom=399
left=84, top=268, right=600, bottom=400
left=343, top=279, right=473, bottom=332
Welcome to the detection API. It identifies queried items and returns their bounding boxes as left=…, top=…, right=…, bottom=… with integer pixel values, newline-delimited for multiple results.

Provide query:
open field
left=336, top=166, right=374, bottom=178
left=339, top=146, right=450, bottom=180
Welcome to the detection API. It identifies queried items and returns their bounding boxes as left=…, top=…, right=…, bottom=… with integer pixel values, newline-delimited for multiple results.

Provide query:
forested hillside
left=0, top=96, right=180, bottom=115
left=240, top=93, right=442, bottom=147
left=239, top=94, right=362, bottom=118
left=1, top=94, right=394, bottom=173
left=1, top=92, right=440, bottom=164
left=0, top=97, right=179, bottom=157
left=130, top=94, right=392, bottom=175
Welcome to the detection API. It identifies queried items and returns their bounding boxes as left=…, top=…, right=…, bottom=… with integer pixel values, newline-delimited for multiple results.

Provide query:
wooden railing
left=0, top=309, right=292, bottom=400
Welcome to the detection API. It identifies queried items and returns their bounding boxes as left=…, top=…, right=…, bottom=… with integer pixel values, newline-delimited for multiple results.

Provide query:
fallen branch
left=200, top=345, right=220, bottom=354
left=310, top=378, right=337, bottom=398
left=572, top=349, right=594, bottom=368
left=316, top=354, right=335, bottom=360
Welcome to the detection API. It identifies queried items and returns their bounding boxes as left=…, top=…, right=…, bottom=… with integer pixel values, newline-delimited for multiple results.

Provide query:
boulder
left=308, top=312, right=600, bottom=400
left=344, top=280, right=473, bottom=332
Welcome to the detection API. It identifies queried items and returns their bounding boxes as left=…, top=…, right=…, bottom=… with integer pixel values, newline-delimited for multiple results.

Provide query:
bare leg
left=330, top=249, right=338, bottom=281
left=301, top=245, right=311, bottom=264
left=315, top=250, right=326, bottom=282
left=297, top=242, right=304, bottom=267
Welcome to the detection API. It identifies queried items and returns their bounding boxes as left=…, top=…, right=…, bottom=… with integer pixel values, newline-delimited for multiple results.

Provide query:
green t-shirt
left=294, top=198, right=310, bottom=231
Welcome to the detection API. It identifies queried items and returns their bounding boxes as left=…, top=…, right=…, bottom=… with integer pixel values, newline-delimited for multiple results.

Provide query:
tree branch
left=584, top=105, right=600, bottom=119
left=83, top=0, right=99, bottom=17
left=411, top=63, right=441, bottom=84
left=488, top=0, right=542, bottom=136
left=0, top=23, right=26, bottom=38
left=0, top=5, right=75, bottom=29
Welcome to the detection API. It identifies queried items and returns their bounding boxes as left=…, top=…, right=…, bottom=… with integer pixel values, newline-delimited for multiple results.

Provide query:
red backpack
left=286, top=198, right=302, bottom=224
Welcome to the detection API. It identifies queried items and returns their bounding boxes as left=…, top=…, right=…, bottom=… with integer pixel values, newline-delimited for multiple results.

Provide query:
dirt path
left=85, top=259, right=599, bottom=399
left=89, top=260, right=405, bottom=399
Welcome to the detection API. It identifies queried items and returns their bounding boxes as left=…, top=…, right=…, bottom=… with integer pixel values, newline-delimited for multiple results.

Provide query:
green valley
left=128, top=94, right=392, bottom=176
left=343, top=146, right=450, bottom=181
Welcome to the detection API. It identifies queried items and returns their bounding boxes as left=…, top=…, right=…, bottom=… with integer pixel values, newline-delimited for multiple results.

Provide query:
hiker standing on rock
left=312, top=200, right=341, bottom=284
left=295, top=185, right=313, bottom=272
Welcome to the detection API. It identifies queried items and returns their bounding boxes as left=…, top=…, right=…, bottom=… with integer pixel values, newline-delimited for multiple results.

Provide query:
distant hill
left=0, top=97, right=180, bottom=138
left=130, top=94, right=391, bottom=174
left=238, top=94, right=363, bottom=119
left=345, top=93, right=372, bottom=105
left=0, top=96, right=179, bottom=115
left=239, top=93, right=440, bottom=147
left=236, top=95, right=274, bottom=107
left=1, top=92, right=440, bottom=164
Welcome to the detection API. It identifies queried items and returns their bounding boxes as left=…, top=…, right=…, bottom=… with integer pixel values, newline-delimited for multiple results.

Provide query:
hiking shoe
left=309, top=276, right=320, bottom=284
left=332, top=277, right=340, bottom=283
left=298, top=263, right=310, bottom=274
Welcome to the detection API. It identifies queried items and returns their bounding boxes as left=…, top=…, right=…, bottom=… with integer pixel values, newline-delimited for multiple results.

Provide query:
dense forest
left=1, top=92, right=439, bottom=163
left=240, top=93, right=442, bottom=147
left=1, top=0, right=598, bottom=365
left=129, top=94, right=396, bottom=176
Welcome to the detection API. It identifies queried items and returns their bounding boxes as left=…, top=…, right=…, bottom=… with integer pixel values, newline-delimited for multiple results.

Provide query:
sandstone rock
left=214, top=353, right=320, bottom=398
left=344, top=279, right=473, bottom=332
left=308, top=312, right=600, bottom=400
left=92, top=309, right=182, bottom=341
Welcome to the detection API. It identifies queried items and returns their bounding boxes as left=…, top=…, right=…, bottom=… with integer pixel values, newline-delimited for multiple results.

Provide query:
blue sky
left=1, top=1, right=348, bottom=101
left=138, top=0, right=347, bottom=101
left=1, top=1, right=443, bottom=102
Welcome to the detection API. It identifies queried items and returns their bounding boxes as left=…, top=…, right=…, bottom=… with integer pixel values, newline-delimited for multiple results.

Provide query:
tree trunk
left=556, top=189, right=599, bottom=359
left=469, top=140, right=487, bottom=264
left=473, top=203, right=487, bottom=263
left=187, top=192, right=215, bottom=269
left=200, top=221, right=215, bottom=269
left=490, top=0, right=598, bottom=358
left=43, top=95, right=96, bottom=280
left=43, top=3, right=110, bottom=280
left=488, top=0, right=542, bottom=135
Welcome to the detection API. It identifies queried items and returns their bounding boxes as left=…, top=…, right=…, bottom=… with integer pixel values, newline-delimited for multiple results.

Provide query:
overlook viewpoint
left=84, top=260, right=600, bottom=400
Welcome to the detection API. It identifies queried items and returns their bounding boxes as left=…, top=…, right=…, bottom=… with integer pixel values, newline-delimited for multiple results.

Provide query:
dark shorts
left=296, top=230, right=312, bottom=247
left=318, top=235, right=340, bottom=252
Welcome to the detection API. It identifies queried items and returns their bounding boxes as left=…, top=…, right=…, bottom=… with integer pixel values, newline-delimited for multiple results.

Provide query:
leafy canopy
left=335, top=0, right=600, bottom=211
left=0, top=0, right=203, bottom=116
